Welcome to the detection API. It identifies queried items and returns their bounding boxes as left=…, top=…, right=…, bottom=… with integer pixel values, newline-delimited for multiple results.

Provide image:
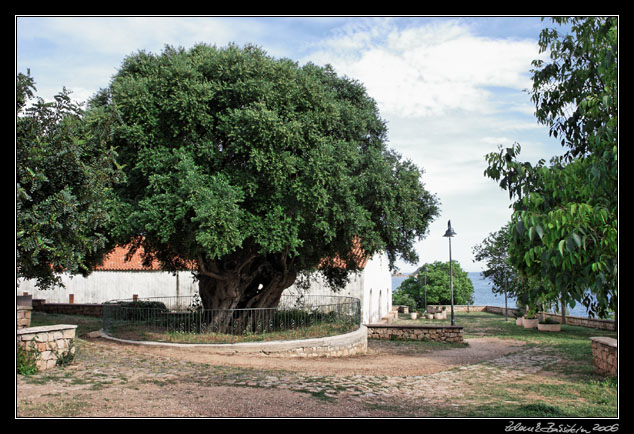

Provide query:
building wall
left=361, top=252, right=392, bottom=324
left=17, top=271, right=199, bottom=304
left=281, top=251, right=392, bottom=324
left=17, top=251, right=393, bottom=324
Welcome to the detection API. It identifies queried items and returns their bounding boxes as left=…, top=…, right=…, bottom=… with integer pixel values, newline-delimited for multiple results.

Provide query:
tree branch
left=197, top=255, right=229, bottom=281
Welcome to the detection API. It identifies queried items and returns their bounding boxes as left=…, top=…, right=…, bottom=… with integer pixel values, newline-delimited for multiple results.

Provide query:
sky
left=16, top=15, right=568, bottom=273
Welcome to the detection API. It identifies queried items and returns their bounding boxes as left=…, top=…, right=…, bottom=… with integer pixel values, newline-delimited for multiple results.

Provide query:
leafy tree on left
left=16, top=71, right=125, bottom=289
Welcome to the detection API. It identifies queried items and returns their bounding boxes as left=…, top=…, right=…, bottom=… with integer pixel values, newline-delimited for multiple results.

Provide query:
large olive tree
left=92, top=43, right=440, bottom=317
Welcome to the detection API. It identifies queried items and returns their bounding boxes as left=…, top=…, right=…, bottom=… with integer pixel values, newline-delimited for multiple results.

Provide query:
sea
left=392, top=272, right=591, bottom=318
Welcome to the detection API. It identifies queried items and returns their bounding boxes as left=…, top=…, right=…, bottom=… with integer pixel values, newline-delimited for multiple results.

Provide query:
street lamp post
left=502, top=252, right=508, bottom=321
left=418, top=265, right=427, bottom=313
left=443, top=220, right=457, bottom=326
left=423, top=266, right=427, bottom=313
left=504, top=273, right=509, bottom=321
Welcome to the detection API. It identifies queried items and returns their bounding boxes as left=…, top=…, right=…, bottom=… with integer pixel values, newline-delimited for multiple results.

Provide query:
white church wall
left=360, top=252, right=392, bottom=324
left=17, top=271, right=199, bottom=304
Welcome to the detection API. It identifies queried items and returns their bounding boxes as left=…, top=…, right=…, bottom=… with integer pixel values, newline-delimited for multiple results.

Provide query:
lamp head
left=443, top=220, right=456, bottom=238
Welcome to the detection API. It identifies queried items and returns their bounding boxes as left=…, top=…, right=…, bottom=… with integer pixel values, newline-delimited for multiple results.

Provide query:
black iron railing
left=102, top=295, right=361, bottom=343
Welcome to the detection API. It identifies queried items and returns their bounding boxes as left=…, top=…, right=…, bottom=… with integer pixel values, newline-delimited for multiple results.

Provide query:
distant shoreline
left=392, top=271, right=483, bottom=278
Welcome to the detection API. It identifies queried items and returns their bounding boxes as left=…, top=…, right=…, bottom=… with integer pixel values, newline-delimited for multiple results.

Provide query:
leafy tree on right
left=483, top=17, right=617, bottom=322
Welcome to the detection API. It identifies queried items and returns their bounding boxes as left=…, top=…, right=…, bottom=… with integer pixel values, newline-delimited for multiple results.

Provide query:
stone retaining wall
left=99, top=325, right=368, bottom=358
left=17, top=324, right=77, bottom=371
left=558, top=314, right=615, bottom=331
left=591, top=336, right=617, bottom=376
left=366, top=324, right=464, bottom=343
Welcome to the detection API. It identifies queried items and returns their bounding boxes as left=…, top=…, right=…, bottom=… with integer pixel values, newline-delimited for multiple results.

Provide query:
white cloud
left=303, top=19, right=541, bottom=120
left=298, top=18, right=560, bottom=271
left=17, top=16, right=271, bottom=103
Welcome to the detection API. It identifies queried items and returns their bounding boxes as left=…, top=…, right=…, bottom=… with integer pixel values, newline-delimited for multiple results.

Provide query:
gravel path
left=17, top=335, right=560, bottom=418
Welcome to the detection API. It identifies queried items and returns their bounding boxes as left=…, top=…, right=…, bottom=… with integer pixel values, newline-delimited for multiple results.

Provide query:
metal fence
left=102, top=294, right=361, bottom=343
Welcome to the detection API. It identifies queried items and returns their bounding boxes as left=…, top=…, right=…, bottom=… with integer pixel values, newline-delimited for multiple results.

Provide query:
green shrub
left=17, top=343, right=39, bottom=376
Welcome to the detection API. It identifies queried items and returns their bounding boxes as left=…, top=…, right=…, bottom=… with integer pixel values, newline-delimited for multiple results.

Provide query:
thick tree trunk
left=196, top=251, right=298, bottom=334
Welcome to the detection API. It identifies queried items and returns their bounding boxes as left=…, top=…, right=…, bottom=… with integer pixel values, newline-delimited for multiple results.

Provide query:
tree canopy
left=394, top=261, right=474, bottom=309
left=90, top=43, right=440, bottom=311
left=472, top=224, right=515, bottom=297
left=16, top=71, right=124, bottom=289
left=483, top=17, right=617, bottom=319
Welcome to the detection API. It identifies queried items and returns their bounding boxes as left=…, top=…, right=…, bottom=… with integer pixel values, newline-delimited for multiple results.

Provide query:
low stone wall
left=366, top=324, right=464, bottom=343
left=591, top=337, right=617, bottom=376
left=558, top=314, right=615, bottom=331
left=468, top=305, right=615, bottom=331
left=17, top=306, right=33, bottom=329
left=32, top=301, right=104, bottom=318
left=98, top=325, right=368, bottom=358
left=17, top=324, right=77, bottom=371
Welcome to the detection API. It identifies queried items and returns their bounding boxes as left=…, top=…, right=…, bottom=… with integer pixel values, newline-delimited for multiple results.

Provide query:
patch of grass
left=29, top=312, right=103, bottom=337
left=23, top=372, right=61, bottom=385
left=445, top=312, right=615, bottom=370
left=404, top=311, right=618, bottom=418
left=18, top=396, right=93, bottom=418
left=108, top=321, right=358, bottom=344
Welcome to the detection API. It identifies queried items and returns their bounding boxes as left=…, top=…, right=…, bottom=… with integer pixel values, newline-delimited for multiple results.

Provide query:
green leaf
left=535, top=225, right=544, bottom=239
left=558, top=239, right=566, bottom=256
left=566, top=237, right=576, bottom=253
left=516, top=220, right=525, bottom=235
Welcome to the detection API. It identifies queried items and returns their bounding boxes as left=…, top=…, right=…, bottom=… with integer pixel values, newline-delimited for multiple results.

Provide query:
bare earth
left=17, top=335, right=555, bottom=418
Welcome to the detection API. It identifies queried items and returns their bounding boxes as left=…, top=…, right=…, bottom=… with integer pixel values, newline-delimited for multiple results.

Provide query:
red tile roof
left=319, top=237, right=369, bottom=270
left=95, top=244, right=163, bottom=271
left=96, top=239, right=368, bottom=271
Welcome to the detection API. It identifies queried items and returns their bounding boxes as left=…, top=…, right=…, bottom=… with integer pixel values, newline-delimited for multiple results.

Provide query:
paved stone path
left=202, top=345, right=563, bottom=404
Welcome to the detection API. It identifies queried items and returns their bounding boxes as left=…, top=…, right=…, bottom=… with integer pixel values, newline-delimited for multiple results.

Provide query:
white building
left=282, top=252, right=392, bottom=324
left=17, top=245, right=393, bottom=325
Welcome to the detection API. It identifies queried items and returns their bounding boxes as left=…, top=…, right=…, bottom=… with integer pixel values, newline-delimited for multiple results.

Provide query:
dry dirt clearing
left=16, top=335, right=563, bottom=418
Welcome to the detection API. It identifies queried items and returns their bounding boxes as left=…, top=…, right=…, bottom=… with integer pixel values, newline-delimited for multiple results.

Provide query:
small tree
left=472, top=224, right=515, bottom=300
left=396, top=261, right=474, bottom=309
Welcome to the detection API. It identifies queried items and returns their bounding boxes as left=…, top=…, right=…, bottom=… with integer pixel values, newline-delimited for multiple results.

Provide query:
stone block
left=33, top=333, right=49, bottom=343
left=62, top=328, right=77, bottom=339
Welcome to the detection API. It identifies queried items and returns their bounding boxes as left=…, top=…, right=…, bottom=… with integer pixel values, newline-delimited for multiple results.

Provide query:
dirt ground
left=104, top=335, right=526, bottom=376
left=17, top=335, right=536, bottom=418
